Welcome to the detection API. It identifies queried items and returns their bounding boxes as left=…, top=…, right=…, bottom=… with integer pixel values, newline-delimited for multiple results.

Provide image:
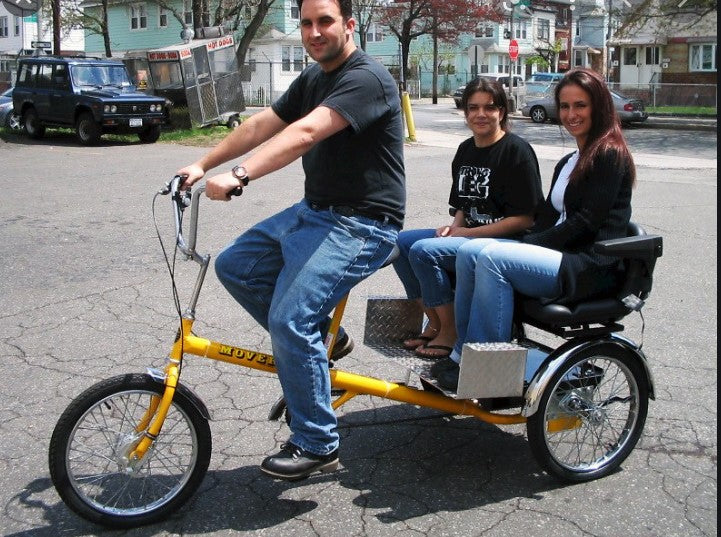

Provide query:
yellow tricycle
left=48, top=176, right=663, bottom=528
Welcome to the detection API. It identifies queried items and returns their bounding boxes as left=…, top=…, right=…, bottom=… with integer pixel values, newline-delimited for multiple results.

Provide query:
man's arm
left=177, top=106, right=287, bottom=187
left=203, top=105, right=351, bottom=201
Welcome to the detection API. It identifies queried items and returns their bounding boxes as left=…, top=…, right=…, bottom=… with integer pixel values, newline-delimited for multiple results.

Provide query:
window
left=183, top=0, right=193, bottom=26
left=644, top=46, right=660, bottom=65
left=623, top=47, right=637, bottom=66
left=130, top=4, right=148, bottom=30
left=574, top=50, right=584, bottom=67
left=53, top=63, right=69, bottom=89
left=690, top=43, right=716, bottom=71
left=515, top=21, right=527, bottom=40
left=282, top=45, right=304, bottom=72
left=366, top=23, right=383, bottom=42
left=537, top=19, right=550, bottom=40
left=475, top=24, right=493, bottom=38
left=0, top=16, right=8, bottom=38
left=159, top=7, right=168, bottom=28
left=290, top=0, right=299, bottom=19
left=14, top=15, right=21, bottom=36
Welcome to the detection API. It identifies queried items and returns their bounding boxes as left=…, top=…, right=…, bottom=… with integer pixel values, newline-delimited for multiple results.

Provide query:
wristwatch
left=231, top=165, right=250, bottom=186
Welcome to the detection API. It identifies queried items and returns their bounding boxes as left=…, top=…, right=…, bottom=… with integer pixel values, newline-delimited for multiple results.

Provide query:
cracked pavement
left=0, top=130, right=716, bottom=536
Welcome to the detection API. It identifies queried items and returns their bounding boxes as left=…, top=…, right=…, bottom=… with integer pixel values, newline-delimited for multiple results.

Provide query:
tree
left=615, top=0, right=715, bottom=37
left=354, top=0, right=387, bottom=51
left=378, top=0, right=500, bottom=89
left=59, top=0, right=113, bottom=57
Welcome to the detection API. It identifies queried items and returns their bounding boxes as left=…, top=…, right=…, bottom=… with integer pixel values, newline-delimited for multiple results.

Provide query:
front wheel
left=530, top=106, right=547, bottom=123
left=49, top=374, right=212, bottom=528
left=138, top=124, right=161, bottom=143
left=75, top=112, right=102, bottom=145
left=526, top=343, right=649, bottom=482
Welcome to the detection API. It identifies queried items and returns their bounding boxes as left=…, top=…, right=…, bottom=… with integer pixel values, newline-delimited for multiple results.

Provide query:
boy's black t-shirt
left=272, top=50, right=405, bottom=228
left=449, top=132, right=543, bottom=227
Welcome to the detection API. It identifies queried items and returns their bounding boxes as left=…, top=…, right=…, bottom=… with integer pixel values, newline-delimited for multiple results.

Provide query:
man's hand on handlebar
left=175, top=163, right=205, bottom=190
left=204, top=172, right=244, bottom=200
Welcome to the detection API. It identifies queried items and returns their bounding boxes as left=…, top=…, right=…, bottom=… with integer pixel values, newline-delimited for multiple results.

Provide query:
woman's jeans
left=392, top=228, right=472, bottom=307
left=452, top=238, right=563, bottom=362
left=215, top=200, right=398, bottom=455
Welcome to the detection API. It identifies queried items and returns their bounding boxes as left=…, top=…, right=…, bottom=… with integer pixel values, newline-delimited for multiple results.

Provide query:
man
left=177, top=0, right=405, bottom=480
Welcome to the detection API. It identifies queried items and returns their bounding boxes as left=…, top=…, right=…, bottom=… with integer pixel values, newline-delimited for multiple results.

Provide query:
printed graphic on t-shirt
left=457, top=166, right=498, bottom=226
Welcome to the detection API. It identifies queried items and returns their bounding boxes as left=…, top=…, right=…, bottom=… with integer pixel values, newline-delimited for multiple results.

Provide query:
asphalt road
left=0, top=128, right=716, bottom=537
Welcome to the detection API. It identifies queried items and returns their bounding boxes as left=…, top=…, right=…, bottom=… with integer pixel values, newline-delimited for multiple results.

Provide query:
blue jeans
left=451, top=238, right=563, bottom=362
left=215, top=200, right=399, bottom=455
left=392, top=228, right=471, bottom=307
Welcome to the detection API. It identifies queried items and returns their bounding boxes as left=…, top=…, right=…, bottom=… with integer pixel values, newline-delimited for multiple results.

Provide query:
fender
left=146, top=370, right=212, bottom=421
left=522, top=334, right=655, bottom=418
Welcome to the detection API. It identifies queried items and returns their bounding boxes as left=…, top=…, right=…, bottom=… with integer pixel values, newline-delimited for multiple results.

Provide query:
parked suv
left=13, top=56, right=167, bottom=145
left=453, top=74, right=526, bottom=111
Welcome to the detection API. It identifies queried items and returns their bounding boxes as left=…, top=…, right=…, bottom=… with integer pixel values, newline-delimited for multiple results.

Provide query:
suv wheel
left=137, top=125, right=161, bottom=143
left=76, top=112, right=102, bottom=145
left=23, top=108, right=45, bottom=139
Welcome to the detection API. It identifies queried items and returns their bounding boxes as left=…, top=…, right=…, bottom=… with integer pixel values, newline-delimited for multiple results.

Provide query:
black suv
left=12, top=56, right=167, bottom=145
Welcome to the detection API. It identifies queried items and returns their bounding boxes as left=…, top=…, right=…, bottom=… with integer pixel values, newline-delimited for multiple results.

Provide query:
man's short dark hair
left=297, top=0, right=353, bottom=20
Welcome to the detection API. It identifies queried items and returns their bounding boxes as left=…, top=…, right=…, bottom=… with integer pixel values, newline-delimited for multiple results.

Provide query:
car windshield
left=71, top=65, right=133, bottom=88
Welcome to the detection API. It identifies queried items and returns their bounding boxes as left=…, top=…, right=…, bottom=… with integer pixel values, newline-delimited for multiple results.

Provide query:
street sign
left=508, top=39, right=519, bottom=61
left=31, top=41, right=52, bottom=49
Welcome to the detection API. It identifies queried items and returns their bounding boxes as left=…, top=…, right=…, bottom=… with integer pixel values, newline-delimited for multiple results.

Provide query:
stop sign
left=509, top=39, right=519, bottom=61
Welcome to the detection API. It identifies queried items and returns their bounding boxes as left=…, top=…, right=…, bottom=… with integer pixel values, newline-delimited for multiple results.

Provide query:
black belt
left=309, top=202, right=389, bottom=224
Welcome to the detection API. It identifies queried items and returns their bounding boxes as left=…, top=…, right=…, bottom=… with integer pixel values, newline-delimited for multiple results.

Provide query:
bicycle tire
left=49, top=373, right=211, bottom=528
left=527, top=343, right=649, bottom=482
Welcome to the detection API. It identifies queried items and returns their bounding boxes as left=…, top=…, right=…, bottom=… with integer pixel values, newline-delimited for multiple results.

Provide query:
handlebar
left=160, top=174, right=243, bottom=262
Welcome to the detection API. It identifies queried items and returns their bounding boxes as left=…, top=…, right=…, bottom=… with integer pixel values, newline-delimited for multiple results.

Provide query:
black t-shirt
left=272, top=49, right=405, bottom=227
left=449, top=132, right=543, bottom=228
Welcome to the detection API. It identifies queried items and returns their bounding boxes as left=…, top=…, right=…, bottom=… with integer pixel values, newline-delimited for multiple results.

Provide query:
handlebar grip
left=229, top=186, right=244, bottom=197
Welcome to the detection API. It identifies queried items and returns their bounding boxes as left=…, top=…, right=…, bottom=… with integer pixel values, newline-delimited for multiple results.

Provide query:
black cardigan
left=521, top=149, right=633, bottom=304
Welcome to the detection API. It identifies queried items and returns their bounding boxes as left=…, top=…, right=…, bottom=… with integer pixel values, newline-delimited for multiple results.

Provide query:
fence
left=608, top=82, right=716, bottom=109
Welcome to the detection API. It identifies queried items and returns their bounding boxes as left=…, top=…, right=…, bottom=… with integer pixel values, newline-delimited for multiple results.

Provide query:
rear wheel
left=530, top=106, right=547, bottom=123
left=23, top=108, right=45, bottom=138
left=138, top=124, right=161, bottom=143
left=49, top=374, right=212, bottom=528
left=75, top=112, right=102, bottom=145
left=527, top=343, right=649, bottom=482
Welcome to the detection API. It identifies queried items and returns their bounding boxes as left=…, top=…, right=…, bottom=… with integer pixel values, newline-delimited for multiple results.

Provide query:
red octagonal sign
left=509, top=39, right=519, bottom=61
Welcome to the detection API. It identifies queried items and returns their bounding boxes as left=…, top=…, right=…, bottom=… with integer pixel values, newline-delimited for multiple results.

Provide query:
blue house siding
left=85, top=1, right=188, bottom=54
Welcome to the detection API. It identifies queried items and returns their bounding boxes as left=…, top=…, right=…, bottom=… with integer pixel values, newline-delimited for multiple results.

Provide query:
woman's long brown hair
left=555, top=68, right=636, bottom=187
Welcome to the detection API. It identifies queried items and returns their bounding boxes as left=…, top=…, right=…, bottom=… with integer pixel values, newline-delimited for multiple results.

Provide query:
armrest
left=594, top=234, right=663, bottom=260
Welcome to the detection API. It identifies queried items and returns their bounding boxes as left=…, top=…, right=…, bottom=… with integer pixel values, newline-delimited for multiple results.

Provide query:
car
left=521, top=89, right=649, bottom=125
left=453, top=74, right=526, bottom=110
left=12, top=56, right=167, bottom=145
left=0, top=88, right=21, bottom=130
left=526, top=72, right=563, bottom=83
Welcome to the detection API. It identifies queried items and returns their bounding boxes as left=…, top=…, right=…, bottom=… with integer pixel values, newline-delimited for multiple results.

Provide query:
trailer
left=144, top=35, right=245, bottom=128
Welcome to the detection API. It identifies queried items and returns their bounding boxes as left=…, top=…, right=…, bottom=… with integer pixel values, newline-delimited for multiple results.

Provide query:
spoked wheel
left=49, top=374, right=211, bottom=528
left=527, top=343, right=649, bottom=482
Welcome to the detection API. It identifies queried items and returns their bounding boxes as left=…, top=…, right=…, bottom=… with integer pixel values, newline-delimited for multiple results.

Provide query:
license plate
left=129, top=118, right=142, bottom=127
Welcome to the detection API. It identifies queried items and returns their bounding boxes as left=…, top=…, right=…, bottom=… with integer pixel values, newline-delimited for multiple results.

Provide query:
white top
left=551, top=151, right=579, bottom=225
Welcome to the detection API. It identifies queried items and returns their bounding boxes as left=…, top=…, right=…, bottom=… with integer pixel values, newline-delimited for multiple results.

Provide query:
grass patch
left=647, top=105, right=716, bottom=117
left=158, top=125, right=232, bottom=146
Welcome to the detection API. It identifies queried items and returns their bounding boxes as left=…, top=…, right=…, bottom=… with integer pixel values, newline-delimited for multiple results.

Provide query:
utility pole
left=52, top=0, right=60, bottom=55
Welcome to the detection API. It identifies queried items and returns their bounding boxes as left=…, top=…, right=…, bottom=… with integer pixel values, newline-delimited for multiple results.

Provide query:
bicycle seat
left=517, top=223, right=663, bottom=337
left=381, top=245, right=401, bottom=268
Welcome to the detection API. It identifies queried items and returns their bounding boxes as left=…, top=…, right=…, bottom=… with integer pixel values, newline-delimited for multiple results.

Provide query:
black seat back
left=517, top=223, right=663, bottom=337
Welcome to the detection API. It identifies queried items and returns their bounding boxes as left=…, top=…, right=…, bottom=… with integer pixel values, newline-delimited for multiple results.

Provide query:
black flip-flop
left=402, top=335, right=433, bottom=350
left=414, top=344, right=453, bottom=359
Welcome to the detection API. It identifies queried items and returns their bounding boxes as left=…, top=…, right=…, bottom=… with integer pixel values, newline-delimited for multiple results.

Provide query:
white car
left=0, top=88, right=21, bottom=130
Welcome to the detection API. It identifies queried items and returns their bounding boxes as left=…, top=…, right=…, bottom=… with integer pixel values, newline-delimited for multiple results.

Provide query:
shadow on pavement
left=10, top=404, right=573, bottom=535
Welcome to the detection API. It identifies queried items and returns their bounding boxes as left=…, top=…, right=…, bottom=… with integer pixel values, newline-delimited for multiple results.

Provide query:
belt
left=309, top=202, right=389, bottom=224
